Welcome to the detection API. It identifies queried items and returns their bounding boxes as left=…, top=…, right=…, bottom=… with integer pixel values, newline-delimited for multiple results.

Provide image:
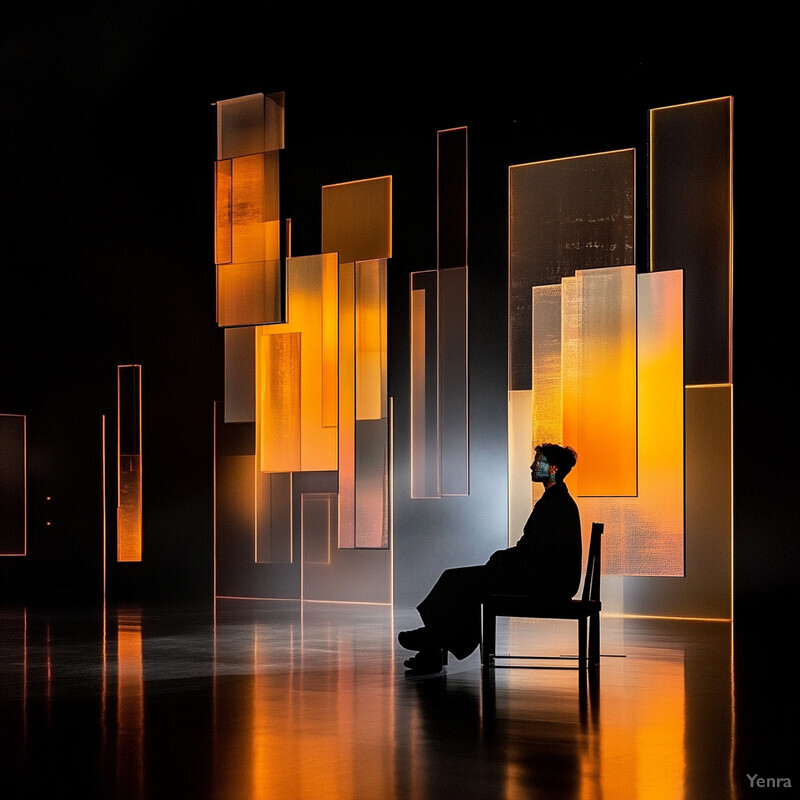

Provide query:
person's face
left=531, top=451, right=551, bottom=483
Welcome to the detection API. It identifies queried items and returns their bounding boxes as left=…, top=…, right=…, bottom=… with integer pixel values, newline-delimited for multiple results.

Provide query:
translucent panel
left=338, top=262, right=356, bottom=548
left=509, top=149, right=635, bottom=390
left=302, top=493, right=333, bottom=565
left=531, top=284, right=563, bottom=450
left=215, top=160, right=232, bottom=264
left=651, top=97, right=732, bottom=385
left=256, top=254, right=338, bottom=472
left=216, top=92, right=285, bottom=160
left=438, top=267, right=469, bottom=495
left=355, top=260, right=387, bottom=421
left=355, top=419, right=389, bottom=548
left=256, top=472, right=292, bottom=564
left=321, top=177, right=392, bottom=264
left=217, top=261, right=282, bottom=327
left=224, top=327, right=255, bottom=423
left=572, top=265, right=637, bottom=497
left=437, top=127, right=467, bottom=269
left=117, top=365, right=142, bottom=562
left=256, top=332, right=301, bottom=473
left=321, top=254, right=339, bottom=428
left=231, top=153, right=280, bottom=265
left=409, top=273, right=439, bottom=499
left=0, top=414, right=26, bottom=555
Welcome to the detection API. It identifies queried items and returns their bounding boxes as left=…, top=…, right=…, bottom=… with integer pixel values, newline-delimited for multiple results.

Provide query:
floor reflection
left=0, top=601, right=747, bottom=799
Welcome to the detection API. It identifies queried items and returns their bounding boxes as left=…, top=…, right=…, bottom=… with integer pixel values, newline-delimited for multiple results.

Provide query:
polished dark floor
left=0, top=599, right=791, bottom=799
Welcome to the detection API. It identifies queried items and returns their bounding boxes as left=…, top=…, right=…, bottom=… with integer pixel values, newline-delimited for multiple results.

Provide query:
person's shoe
left=397, top=627, right=433, bottom=651
left=403, top=649, right=445, bottom=675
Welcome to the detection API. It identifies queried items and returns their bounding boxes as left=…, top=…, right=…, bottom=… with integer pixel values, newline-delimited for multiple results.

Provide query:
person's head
left=531, top=443, right=577, bottom=484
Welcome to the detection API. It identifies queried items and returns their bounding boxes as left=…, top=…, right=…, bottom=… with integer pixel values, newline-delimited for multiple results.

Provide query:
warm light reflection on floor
left=0, top=602, right=749, bottom=799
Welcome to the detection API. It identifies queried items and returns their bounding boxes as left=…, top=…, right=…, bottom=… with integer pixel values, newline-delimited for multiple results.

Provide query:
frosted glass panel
left=0, top=414, right=26, bottom=555
left=231, top=153, right=280, bottom=265
left=256, top=472, right=292, bottom=564
left=217, top=92, right=285, bottom=159
left=302, top=493, right=333, bottom=564
left=117, top=365, right=142, bottom=562
left=322, top=177, right=392, bottom=263
left=509, top=149, right=635, bottom=390
left=224, top=327, right=255, bottom=423
left=215, top=160, right=232, bottom=264
left=355, top=259, right=387, bottom=421
left=217, top=261, right=282, bottom=327
left=531, top=284, right=563, bottom=451
left=438, top=267, right=469, bottom=495
left=438, top=127, right=467, bottom=269
left=651, top=97, right=732, bottom=385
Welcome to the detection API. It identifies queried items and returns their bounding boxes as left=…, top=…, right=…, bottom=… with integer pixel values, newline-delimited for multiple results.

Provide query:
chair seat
left=484, top=595, right=601, bottom=621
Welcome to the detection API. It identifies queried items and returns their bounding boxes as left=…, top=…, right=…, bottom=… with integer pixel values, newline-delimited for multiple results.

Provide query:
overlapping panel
left=224, top=327, right=256, bottom=423
left=256, top=472, right=292, bottom=564
left=651, top=97, right=732, bottom=384
left=216, top=92, right=285, bottom=160
left=217, top=261, right=282, bottom=328
left=117, top=365, right=142, bottom=562
left=509, top=150, right=635, bottom=390
left=438, top=127, right=468, bottom=269
left=355, top=260, right=387, bottom=421
left=0, top=414, right=26, bottom=555
left=410, top=271, right=439, bottom=499
left=302, top=493, right=333, bottom=564
left=256, top=254, right=338, bottom=474
left=321, top=177, right=392, bottom=264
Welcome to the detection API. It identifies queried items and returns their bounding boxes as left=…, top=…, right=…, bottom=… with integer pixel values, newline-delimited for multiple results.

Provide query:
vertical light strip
left=410, top=283, right=430, bottom=499
left=117, top=365, right=142, bottom=562
left=338, top=262, right=356, bottom=548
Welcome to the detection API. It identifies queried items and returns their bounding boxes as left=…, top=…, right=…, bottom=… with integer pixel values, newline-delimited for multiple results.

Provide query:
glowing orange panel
left=531, top=284, right=563, bottom=450
left=215, top=160, right=232, bottom=264
left=117, top=365, right=142, bottom=562
left=568, top=266, right=638, bottom=497
left=217, top=261, right=282, bottom=327
left=256, top=255, right=338, bottom=472
left=355, top=259, right=387, bottom=421
left=0, top=413, right=26, bottom=556
left=256, top=332, right=301, bottom=473
left=321, top=177, right=392, bottom=264
left=231, top=153, right=280, bottom=265
left=338, top=262, right=356, bottom=548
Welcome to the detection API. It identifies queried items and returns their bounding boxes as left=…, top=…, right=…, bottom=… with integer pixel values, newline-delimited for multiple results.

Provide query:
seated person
left=399, top=443, right=582, bottom=674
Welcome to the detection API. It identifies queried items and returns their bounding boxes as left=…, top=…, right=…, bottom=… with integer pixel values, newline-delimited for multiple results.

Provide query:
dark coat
left=416, top=481, right=582, bottom=659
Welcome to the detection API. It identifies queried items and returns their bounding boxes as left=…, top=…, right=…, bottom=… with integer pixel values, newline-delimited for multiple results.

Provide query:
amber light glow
left=117, top=365, right=142, bottom=562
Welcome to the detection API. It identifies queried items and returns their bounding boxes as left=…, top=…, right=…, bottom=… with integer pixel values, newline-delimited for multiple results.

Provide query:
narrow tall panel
left=338, top=262, right=357, bottom=548
left=302, top=493, right=333, bottom=565
left=216, top=92, right=285, bottom=160
left=509, top=149, right=635, bottom=390
left=438, top=267, right=469, bottom=495
left=409, top=271, right=439, bottom=499
left=231, top=153, right=281, bottom=265
left=322, top=177, right=392, bottom=264
left=215, top=160, right=232, bottom=264
left=437, top=127, right=467, bottom=270
left=651, top=98, right=732, bottom=384
left=256, top=472, right=292, bottom=564
left=355, top=419, right=389, bottom=548
left=355, top=259, right=387, bottom=421
left=0, top=414, right=26, bottom=556
left=117, top=365, right=142, bottom=562
left=256, top=332, right=301, bottom=474
left=224, top=327, right=256, bottom=423
left=531, top=284, right=563, bottom=452
left=571, top=265, right=637, bottom=497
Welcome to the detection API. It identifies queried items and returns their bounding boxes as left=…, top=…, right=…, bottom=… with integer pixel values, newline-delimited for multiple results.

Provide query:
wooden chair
left=481, top=522, right=603, bottom=672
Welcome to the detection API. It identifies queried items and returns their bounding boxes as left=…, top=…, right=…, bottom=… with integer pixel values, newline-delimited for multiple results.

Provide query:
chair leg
left=589, top=611, right=600, bottom=669
left=481, top=608, right=496, bottom=668
left=578, top=617, right=587, bottom=672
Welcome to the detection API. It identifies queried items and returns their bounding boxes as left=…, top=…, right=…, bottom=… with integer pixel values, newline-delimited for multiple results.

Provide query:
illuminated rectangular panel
left=256, top=254, right=338, bottom=472
left=302, top=493, right=332, bottom=564
left=437, top=127, right=467, bottom=269
left=256, top=472, right=292, bottom=563
left=509, top=150, right=635, bottom=390
left=0, top=414, right=26, bottom=555
left=231, top=152, right=281, bottom=265
left=573, top=265, right=637, bottom=496
left=321, top=254, right=339, bottom=428
left=117, top=365, right=142, bottom=562
left=338, top=262, right=356, bottom=548
left=224, top=327, right=255, bottom=423
left=216, top=92, right=285, bottom=159
left=256, top=332, right=301, bottom=473
left=355, top=259, right=387, bottom=421
left=410, top=271, right=439, bottom=499
left=217, top=261, right=282, bottom=327
left=355, top=419, right=389, bottom=548
left=651, top=98, right=732, bottom=384
left=531, top=284, right=563, bottom=450
left=438, top=266, right=469, bottom=495
left=321, top=177, right=392, bottom=264
left=215, top=160, right=232, bottom=264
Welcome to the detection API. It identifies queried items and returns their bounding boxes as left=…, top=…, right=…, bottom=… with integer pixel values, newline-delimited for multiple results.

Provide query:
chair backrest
left=580, top=522, right=604, bottom=604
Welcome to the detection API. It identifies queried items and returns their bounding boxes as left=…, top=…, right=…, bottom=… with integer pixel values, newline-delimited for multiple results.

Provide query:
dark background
left=1, top=7, right=794, bottom=775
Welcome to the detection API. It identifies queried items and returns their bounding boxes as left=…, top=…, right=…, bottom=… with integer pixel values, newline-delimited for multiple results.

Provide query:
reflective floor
left=0, top=600, right=788, bottom=799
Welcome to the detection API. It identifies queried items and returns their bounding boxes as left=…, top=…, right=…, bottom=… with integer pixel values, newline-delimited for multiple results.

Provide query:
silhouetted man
left=399, top=443, right=582, bottom=674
